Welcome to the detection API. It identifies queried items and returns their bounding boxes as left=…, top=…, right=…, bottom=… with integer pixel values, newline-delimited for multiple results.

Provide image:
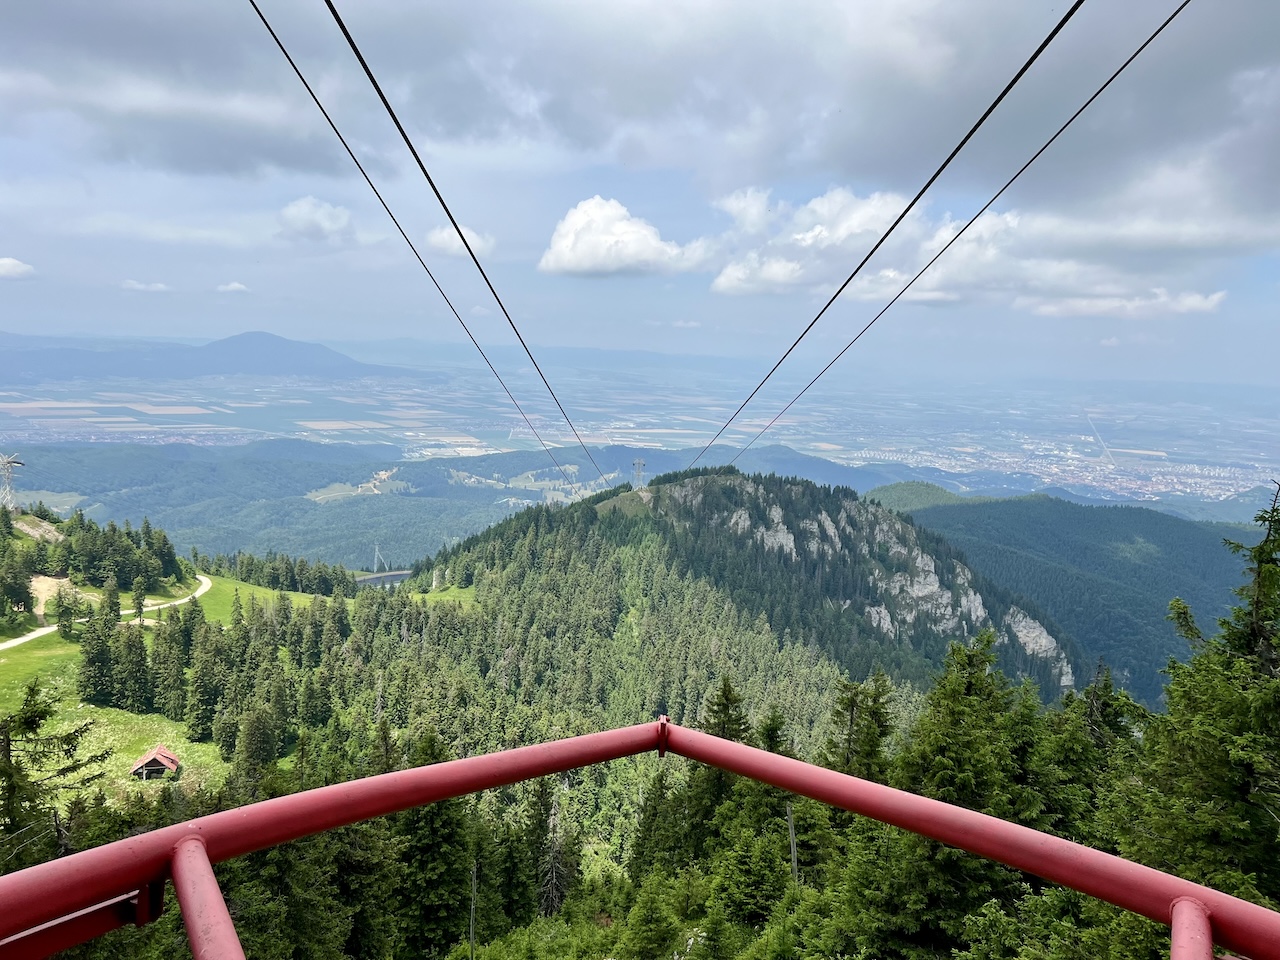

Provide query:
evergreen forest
left=1, top=475, right=1278, bottom=960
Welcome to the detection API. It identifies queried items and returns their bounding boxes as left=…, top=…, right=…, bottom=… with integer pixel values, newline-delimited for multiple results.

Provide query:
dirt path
left=0, top=575, right=213, bottom=652
left=28, top=575, right=88, bottom=626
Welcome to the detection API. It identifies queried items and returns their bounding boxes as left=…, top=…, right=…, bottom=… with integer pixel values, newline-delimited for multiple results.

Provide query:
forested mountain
left=873, top=485, right=1252, bottom=702
left=429, top=468, right=1081, bottom=693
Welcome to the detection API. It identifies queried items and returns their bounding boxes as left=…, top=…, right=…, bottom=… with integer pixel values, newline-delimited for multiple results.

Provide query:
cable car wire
left=247, top=0, right=582, bottom=494
left=730, top=0, right=1195, bottom=465
left=687, top=0, right=1088, bottom=468
left=321, top=0, right=608, bottom=485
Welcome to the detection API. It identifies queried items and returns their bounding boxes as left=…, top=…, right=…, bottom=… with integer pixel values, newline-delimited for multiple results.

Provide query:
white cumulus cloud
left=711, top=253, right=804, bottom=295
left=0, top=257, right=35, bottom=279
left=426, top=225, right=496, bottom=257
left=714, top=187, right=777, bottom=234
left=538, top=196, right=711, bottom=274
left=216, top=281, right=249, bottom=293
left=120, top=279, right=169, bottom=292
left=277, top=196, right=353, bottom=243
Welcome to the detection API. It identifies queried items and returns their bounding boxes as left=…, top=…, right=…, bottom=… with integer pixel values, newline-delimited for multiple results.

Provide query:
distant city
left=1, top=333, right=1274, bottom=505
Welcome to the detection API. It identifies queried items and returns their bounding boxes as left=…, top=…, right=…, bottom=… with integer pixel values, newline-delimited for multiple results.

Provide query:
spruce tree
left=77, top=617, right=115, bottom=706
left=820, top=669, right=892, bottom=782
left=1, top=680, right=108, bottom=871
left=702, top=675, right=750, bottom=742
left=620, top=876, right=678, bottom=960
left=152, top=612, right=187, bottom=722
left=396, top=728, right=470, bottom=960
left=185, top=627, right=221, bottom=741
left=112, top=624, right=152, bottom=713
left=100, top=578, right=120, bottom=624
left=836, top=633, right=1032, bottom=959
left=131, top=575, right=147, bottom=623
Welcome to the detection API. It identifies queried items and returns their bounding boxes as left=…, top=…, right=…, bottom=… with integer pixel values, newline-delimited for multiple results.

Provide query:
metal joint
left=657, top=715, right=669, bottom=757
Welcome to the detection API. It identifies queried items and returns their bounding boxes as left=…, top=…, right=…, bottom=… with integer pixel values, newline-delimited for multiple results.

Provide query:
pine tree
left=77, top=617, right=115, bottom=706
left=628, top=765, right=680, bottom=882
left=230, top=704, right=281, bottom=793
left=100, top=578, right=120, bottom=624
left=702, top=675, right=750, bottom=741
left=112, top=623, right=152, bottom=713
left=152, top=612, right=187, bottom=722
left=185, top=627, right=222, bottom=742
left=820, top=669, right=892, bottom=782
left=395, top=728, right=470, bottom=960
left=131, top=575, right=147, bottom=623
left=620, top=876, right=678, bottom=960
left=1, top=679, right=108, bottom=871
left=836, top=633, right=1031, bottom=959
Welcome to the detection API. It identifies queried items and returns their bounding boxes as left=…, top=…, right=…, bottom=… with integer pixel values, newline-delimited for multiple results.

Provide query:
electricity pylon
left=0, top=453, right=22, bottom=511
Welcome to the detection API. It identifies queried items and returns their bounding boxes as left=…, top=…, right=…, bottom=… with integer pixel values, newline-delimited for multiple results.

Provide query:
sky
left=2, top=0, right=1278, bottom=387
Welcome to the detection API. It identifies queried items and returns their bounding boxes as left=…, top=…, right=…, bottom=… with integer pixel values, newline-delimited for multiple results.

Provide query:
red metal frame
left=1, top=719, right=1277, bottom=960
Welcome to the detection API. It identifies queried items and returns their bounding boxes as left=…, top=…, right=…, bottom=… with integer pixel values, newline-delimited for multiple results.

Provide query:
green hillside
left=902, top=493, right=1253, bottom=703
left=867, top=481, right=976, bottom=513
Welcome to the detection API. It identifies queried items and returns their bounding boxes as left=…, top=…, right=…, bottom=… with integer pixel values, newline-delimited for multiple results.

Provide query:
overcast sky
left=2, top=0, right=1277, bottom=386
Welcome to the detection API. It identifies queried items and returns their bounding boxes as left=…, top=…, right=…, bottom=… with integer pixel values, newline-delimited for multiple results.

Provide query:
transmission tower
left=632, top=458, right=646, bottom=488
left=0, top=453, right=22, bottom=512
left=373, top=543, right=386, bottom=574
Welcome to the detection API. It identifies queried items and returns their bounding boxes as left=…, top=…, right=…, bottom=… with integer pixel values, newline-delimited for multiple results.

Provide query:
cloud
left=711, top=253, right=805, bottom=294
left=277, top=196, right=353, bottom=244
left=714, top=187, right=777, bottom=234
left=788, top=189, right=908, bottom=249
left=120, top=279, right=169, bottom=292
left=216, top=281, right=249, bottom=293
left=703, top=181, right=1249, bottom=319
left=426, top=225, right=496, bottom=257
left=1100, top=337, right=1121, bottom=347
left=0, top=257, right=34, bottom=279
left=538, top=196, right=711, bottom=274
left=1027, top=289, right=1227, bottom=320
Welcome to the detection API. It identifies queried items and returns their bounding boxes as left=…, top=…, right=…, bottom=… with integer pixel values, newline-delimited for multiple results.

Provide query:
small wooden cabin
left=130, top=745, right=180, bottom=781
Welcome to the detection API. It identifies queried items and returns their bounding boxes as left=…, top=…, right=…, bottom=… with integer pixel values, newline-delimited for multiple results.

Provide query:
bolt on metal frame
left=2, top=719, right=1277, bottom=960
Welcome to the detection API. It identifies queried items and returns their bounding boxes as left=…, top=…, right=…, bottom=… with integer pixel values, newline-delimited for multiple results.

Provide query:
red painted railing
left=2, top=719, right=1277, bottom=960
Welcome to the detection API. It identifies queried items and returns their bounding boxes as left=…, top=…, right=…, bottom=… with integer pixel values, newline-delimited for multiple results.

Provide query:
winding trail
left=0, top=575, right=213, bottom=652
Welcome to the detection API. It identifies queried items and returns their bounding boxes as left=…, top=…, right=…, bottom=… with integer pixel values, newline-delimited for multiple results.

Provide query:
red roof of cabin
left=131, top=744, right=180, bottom=774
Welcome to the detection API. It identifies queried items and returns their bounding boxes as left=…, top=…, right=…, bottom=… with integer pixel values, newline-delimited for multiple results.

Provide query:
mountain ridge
left=0, top=329, right=413, bottom=382
left=432, top=468, right=1082, bottom=696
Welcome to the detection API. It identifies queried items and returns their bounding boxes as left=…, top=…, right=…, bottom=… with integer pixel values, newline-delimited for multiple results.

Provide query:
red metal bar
left=0, top=882, right=164, bottom=959
left=664, top=725, right=1280, bottom=960
left=1170, top=898, right=1213, bottom=960
left=171, top=836, right=246, bottom=960
left=0, top=721, right=661, bottom=943
left=0, top=891, right=138, bottom=960
left=3, top=721, right=1280, bottom=960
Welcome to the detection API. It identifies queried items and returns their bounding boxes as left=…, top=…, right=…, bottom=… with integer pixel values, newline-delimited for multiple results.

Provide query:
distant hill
left=1, top=330, right=413, bottom=382
left=878, top=486, right=1256, bottom=704
left=5, top=441, right=1048, bottom=569
left=867, top=481, right=979, bottom=513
